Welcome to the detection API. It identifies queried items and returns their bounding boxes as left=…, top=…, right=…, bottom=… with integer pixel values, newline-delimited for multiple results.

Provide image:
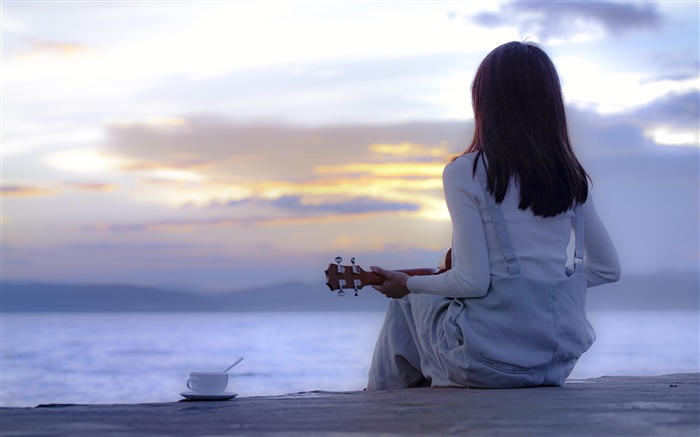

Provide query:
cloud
left=64, top=182, right=117, bottom=192
left=470, top=2, right=662, bottom=41
left=369, top=142, right=450, bottom=159
left=569, top=114, right=652, bottom=159
left=314, top=162, right=446, bottom=179
left=642, top=51, right=700, bottom=83
left=14, top=40, right=92, bottom=60
left=4, top=39, right=97, bottom=84
left=45, top=148, right=135, bottom=174
left=99, top=118, right=464, bottom=214
left=631, top=90, right=700, bottom=146
left=103, top=90, right=696, bottom=181
left=132, top=50, right=474, bottom=124
left=52, top=99, right=699, bottom=245
left=81, top=211, right=395, bottom=233
left=630, top=90, right=699, bottom=132
left=1, top=184, right=57, bottom=198
left=66, top=242, right=196, bottom=251
left=268, top=195, right=419, bottom=214
left=81, top=194, right=421, bottom=234
left=94, top=95, right=698, bottom=218
left=569, top=89, right=700, bottom=154
left=104, top=117, right=469, bottom=179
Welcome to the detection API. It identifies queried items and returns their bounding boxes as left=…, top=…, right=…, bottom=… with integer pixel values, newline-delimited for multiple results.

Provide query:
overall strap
left=475, top=156, right=585, bottom=276
left=573, top=203, right=584, bottom=273
left=476, top=157, right=521, bottom=275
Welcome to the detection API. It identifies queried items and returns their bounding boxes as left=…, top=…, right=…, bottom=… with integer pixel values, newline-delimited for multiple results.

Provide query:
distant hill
left=1, top=271, right=697, bottom=312
left=585, top=271, right=698, bottom=311
left=0, top=281, right=390, bottom=312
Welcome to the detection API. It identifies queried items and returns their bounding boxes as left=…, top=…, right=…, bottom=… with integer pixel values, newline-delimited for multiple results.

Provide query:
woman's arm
left=405, top=158, right=491, bottom=298
left=575, top=196, right=622, bottom=287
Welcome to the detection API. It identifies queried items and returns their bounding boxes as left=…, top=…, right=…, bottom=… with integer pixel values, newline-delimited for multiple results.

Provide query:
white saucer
left=180, top=391, right=238, bottom=401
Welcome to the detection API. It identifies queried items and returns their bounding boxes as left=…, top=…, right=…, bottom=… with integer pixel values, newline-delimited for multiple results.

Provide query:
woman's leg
left=366, top=298, right=429, bottom=390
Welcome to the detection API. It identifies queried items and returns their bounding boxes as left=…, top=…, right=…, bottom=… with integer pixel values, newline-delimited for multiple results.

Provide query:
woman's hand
left=370, top=266, right=411, bottom=299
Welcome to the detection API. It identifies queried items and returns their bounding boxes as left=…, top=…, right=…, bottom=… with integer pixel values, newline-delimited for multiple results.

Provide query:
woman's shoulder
left=443, top=152, right=478, bottom=180
left=445, top=152, right=478, bottom=170
left=443, top=153, right=481, bottom=196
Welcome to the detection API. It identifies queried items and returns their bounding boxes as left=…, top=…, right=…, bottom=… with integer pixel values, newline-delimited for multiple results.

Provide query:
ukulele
left=324, top=250, right=452, bottom=297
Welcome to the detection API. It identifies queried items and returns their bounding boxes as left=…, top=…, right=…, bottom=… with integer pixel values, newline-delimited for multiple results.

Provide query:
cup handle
left=186, top=379, right=196, bottom=391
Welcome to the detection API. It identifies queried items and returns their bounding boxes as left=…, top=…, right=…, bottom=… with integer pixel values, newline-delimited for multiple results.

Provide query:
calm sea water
left=1, top=311, right=698, bottom=407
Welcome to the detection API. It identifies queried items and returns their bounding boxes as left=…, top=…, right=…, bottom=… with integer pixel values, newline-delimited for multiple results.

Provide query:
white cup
left=186, top=372, right=229, bottom=394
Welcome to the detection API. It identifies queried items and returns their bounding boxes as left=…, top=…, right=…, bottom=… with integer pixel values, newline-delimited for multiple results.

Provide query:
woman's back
left=452, top=153, right=573, bottom=281
left=408, top=152, right=619, bottom=298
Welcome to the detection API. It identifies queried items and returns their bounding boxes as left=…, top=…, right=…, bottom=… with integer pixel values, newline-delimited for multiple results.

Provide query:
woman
left=367, top=41, right=621, bottom=390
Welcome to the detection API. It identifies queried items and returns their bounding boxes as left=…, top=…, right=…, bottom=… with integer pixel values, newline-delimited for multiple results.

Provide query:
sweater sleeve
left=571, top=195, right=622, bottom=287
left=407, top=159, right=491, bottom=298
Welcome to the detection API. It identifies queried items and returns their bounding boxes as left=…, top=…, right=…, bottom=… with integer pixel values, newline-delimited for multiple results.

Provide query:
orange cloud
left=64, top=182, right=117, bottom=192
left=104, top=117, right=468, bottom=180
left=369, top=142, right=449, bottom=158
left=53, top=119, right=456, bottom=224
left=254, top=175, right=442, bottom=197
left=314, top=162, right=444, bottom=178
left=17, top=41, right=92, bottom=60
left=138, top=178, right=190, bottom=187
left=1, top=185, right=58, bottom=198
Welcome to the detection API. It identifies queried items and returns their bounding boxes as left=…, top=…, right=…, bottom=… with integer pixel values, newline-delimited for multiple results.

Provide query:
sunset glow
left=2, top=1, right=697, bottom=290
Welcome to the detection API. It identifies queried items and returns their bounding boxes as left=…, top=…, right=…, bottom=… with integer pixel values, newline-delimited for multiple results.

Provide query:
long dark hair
left=464, top=41, right=588, bottom=217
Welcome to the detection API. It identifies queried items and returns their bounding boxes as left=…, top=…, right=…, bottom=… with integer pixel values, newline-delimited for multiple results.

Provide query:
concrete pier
left=1, top=373, right=698, bottom=436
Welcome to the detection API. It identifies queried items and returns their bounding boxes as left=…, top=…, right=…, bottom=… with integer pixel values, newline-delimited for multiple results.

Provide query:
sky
left=2, top=1, right=698, bottom=292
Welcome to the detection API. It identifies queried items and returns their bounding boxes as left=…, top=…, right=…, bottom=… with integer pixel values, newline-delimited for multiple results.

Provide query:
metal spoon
left=223, top=357, right=244, bottom=373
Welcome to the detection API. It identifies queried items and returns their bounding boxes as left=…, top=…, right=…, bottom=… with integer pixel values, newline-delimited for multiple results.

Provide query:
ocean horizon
left=1, top=310, right=698, bottom=408
left=2, top=270, right=699, bottom=312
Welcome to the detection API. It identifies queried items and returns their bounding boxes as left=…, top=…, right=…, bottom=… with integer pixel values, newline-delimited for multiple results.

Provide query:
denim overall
left=437, top=160, right=595, bottom=388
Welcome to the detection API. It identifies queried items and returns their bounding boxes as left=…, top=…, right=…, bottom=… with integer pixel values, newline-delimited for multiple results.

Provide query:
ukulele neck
left=363, top=267, right=445, bottom=286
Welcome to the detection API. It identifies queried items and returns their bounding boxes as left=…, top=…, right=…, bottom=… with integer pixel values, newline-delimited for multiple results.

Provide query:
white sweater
left=408, top=153, right=621, bottom=298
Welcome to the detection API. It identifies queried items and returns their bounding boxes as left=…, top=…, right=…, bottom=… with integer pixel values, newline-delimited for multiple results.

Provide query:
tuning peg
left=334, top=256, right=345, bottom=274
left=334, top=256, right=347, bottom=296
left=337, top=274, right=347, bottom=297
left=350, top=257, right=359, bottom=274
